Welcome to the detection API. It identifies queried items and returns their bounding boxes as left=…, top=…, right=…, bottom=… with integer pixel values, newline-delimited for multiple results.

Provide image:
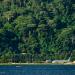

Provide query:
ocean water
left=0, top=65, right=75, bottom=75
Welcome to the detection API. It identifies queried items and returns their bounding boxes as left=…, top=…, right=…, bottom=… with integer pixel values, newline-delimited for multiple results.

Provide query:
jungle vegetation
left=0, top=0, right=75, bottom=63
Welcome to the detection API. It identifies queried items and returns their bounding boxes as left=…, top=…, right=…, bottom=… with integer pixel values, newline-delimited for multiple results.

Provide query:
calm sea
left=0, top=65, right=75, bottom=75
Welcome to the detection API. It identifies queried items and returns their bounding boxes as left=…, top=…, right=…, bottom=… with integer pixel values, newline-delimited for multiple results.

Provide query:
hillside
left=0, top=0, right=75, bottom=63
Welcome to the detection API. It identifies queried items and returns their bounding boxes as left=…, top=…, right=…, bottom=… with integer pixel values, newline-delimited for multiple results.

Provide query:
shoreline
left=0, top=63, right=75, bottom=66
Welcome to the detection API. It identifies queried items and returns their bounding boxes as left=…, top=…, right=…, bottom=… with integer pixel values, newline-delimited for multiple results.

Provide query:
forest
left=0, top=0, right=75, bottom=63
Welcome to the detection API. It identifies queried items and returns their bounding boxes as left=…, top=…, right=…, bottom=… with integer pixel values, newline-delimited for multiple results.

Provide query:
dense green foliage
left=0, top=0, right=75, bottom=63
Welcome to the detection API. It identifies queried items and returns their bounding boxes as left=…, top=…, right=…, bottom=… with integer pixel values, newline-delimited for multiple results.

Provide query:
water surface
left=0, top=65, right=75, bottom=75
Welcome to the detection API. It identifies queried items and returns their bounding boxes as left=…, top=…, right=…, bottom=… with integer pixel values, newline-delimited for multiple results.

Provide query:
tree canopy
left=0, top=0, right=75, bottom=63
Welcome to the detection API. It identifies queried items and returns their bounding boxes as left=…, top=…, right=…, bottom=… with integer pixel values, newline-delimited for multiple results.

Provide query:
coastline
left=0, top=63, right=75, bottom=66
